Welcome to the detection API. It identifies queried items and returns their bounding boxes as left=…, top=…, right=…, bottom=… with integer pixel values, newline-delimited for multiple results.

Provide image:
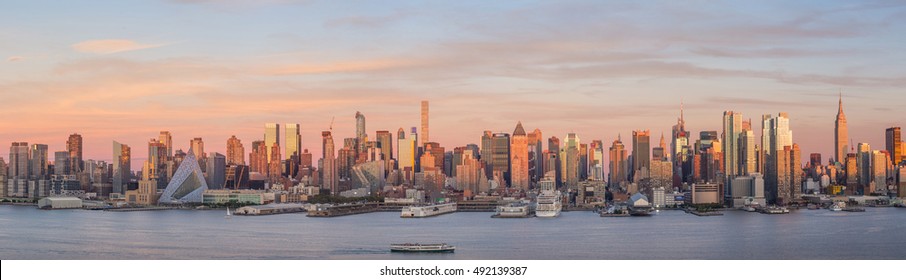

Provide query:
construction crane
left=329, top=116, right=335, bottom=132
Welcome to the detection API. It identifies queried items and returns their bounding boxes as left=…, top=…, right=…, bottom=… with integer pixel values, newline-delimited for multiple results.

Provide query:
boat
left=742, top=206, right=757, bottom=212
left=390, top=243, right=455, bottom=253
left=629, top=209, right=652, bottom=216
left=225, top=207, right=232, bottom=219
left=535, top=189, right=562, bottom=218
left=829, top=201, right=845, bottom=212
left=401, top=202, right=457, bottom=218
left=493, top=201, right=535, bottom=218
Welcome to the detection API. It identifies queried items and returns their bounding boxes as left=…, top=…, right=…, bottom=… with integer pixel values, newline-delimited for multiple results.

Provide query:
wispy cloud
left=6, top=56, right=25, bottom=62
left=324, top=11, right=411, bottom=28
left=71, top=39, right=166, bottom=54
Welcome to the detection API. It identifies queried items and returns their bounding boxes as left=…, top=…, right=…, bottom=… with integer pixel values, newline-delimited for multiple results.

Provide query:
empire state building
left=835, top=92, right=848, bottom=163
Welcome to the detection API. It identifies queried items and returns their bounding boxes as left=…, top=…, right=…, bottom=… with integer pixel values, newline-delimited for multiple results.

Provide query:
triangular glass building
left=159, top=148, right=208, bottom=204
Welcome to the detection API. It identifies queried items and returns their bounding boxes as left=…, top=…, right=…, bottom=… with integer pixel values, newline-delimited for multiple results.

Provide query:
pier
left=104, top=207, right=174, bottom=212
left=307, top=203, right=382, bottom=217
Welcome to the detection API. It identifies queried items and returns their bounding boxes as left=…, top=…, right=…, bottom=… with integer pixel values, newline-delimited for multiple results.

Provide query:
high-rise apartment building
left=67, top=133, right=83, bottom=174
left=226, top=135, right=245, bottom=165
left=375, top=130, right=393, bottom=171
left=421, top=100, right=429, bottom=147
left=322, top=131, right=338, bottom=194
left=722, top=111, right=743, bottom=179
left=159, top=131, right=173, bottom=158
left=355, top=112, right=367, bottom=156
left=30, top=144, right=48, bottom=179
left=739, top=120, right=756, bottom=176
left=609, top=136, right=628, bottom=188
left=112, top=141, right=131, bottom=195
left=528, top=128, right=544, bottom=182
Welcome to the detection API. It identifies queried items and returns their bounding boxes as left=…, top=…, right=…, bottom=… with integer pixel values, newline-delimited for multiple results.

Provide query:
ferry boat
left=390, top=243, right=455, bottom=253
left=401, top=203, right=457, bottom=218
left=535, top=190, right=562, bottom=218
left=493, top=202, right=535, bottom=218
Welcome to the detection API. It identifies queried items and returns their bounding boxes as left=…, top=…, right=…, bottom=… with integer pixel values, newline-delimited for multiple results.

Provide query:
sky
left=1, top=0, right=906, bottom=170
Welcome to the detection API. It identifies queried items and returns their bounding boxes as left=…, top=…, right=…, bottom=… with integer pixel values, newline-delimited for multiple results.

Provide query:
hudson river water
left=1, top=205, right=904, bottom=259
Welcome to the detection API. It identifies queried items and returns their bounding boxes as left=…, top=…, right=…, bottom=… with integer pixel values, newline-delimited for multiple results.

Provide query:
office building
left=112, top=141, right=131, bottom=195
left=286, top=123, right=302, bottom=160
left=510, top=122, right=529, bottom=190
left=887, top=127, right=902, bottom=166
left=835, top=93, right=848, bottom=163
left=265, top=123, right=280, bottom=165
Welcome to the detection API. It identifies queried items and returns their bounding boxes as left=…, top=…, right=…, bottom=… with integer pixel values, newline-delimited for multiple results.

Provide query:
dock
left=456, top=200, right=504, bottom=212
left=307, top=203, right=382, bottom=217
left=104, top=207, right=174, bottom=212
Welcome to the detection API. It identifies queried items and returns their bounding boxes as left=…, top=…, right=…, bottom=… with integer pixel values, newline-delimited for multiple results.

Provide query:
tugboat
left=390, top=243, right=455, bottom=253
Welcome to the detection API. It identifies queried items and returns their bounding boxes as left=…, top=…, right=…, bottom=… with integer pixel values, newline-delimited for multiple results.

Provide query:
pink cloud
left=71, top=39, right=165, bottom=54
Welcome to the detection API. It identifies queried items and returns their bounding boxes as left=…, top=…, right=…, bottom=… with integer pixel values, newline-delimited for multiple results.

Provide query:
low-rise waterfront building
left=37, top=197, right=82, bottom=209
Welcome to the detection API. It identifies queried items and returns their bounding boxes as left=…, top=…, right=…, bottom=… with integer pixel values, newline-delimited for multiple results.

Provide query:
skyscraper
left=887, top=127, right=902, bottom=166
left=206, top=152, right=226, bottom=189
left=764, top=113, right=795, bottom=204
left=631, top=130, right=650, bottom=181
left=355, top=112, right=367, bottom=156
left=112, top=141, right=131, bottom=195
left=285, top=123, right=302, bottom=160
left=159, top=131, right=173, bottom=158
left=30, top=144, right=48, bottom=179
left=54, top=151, right=70, bottom=176
left=397, top=128, right=415, bottom=171
left=226, top=135, right=245, bottom=165
left=857, top=143, right=872, bottom=191
left=420, top=100, right=429, bottom=147
left=835, top=92, right=848, bottom=163
left=672, top=102, right=692, bottom=184
left=609, top=135, right=628, bottom=188
left=249, top=140, right=267, bottom=174
left=510, top=122, right=529, bottom=190
left=562, top=133, right=580, bottom=187
left=722, top=111, right=743, bottom=179
left=190, top=137, right=205, bottom=168
left=739, top=120, right=756, bottom=176
left=492, top=133, right=511, bottom=186
left=322, top=131, right=338, bottom=194
left=265, top=123, right=280, bottom=164
left=528, top=128, right=544, bottom=182
left=9, top=142, right=29, bottom=179
left=148, top=139, right=167, bottom=180
left=376, top=130, right=393, bottom=171
left=66, top=133, right=83, bottom=174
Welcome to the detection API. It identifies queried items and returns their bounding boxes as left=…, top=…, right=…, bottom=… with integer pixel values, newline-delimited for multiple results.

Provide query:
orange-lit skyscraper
left=631, top=130, right=650, bottom=181
left=835, top=93, right=848, bottom=163
left=265, top=123, right=280, bottom=164
left=226, top=135, right=245, bottom=165
left=285, top=123, right=301, bottom=160
left=159, top=131, right=173, bottom=158
left=609, top=136, right=628, bottom=188
left=887, top=127, right=902, bottom=166
left=66, top=133, right=83, bottom=174
left=510, top=122, right=529, bottom=190
left=322, top=131, right=338, bottom=194
left=421, top=100, right=429, bottom=148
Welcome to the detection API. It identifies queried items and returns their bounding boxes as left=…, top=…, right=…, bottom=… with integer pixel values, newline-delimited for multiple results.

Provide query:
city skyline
left=2, top=1, right=906, bottom=168
left=0, top=95, right=902, bottom=171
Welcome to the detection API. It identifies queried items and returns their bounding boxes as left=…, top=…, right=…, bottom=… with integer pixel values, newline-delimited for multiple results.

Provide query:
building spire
left=680, top=98, right=685, bottom=123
